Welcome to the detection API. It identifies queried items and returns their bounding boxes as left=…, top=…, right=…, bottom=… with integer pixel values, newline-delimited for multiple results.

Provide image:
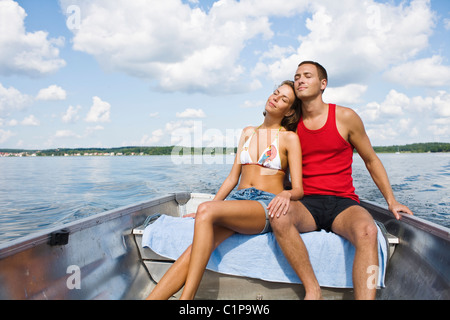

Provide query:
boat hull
left=0, top=193, right=448, bottom=300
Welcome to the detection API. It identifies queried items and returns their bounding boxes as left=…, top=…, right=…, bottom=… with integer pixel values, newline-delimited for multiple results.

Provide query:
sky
left=0, top=0, right=449, bottom=150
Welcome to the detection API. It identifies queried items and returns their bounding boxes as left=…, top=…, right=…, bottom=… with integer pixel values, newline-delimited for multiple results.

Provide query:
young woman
left=146, top=80, right=303, bottom=300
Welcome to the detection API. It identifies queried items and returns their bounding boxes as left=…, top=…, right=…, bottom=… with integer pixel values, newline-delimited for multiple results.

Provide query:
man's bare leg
left=331, top=206, right=379, bottom=300
left=270, top=201, right=322, bottom=300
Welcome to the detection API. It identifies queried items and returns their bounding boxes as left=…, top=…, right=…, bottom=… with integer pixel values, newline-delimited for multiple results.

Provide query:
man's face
left=294, top=64, right=327, bottom=100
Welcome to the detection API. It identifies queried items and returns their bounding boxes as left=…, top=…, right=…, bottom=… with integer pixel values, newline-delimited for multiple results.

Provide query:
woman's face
left=265, top=84, right=295, bottom=116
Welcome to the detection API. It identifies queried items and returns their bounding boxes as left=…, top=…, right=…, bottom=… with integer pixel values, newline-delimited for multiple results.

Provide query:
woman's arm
left=213, top=127, right=252, bottom=201
left=268, top=131, right=304, bottom=217
left=213, top=162, right=241, bottom=201
left=285, top=131, right=303, bottom=200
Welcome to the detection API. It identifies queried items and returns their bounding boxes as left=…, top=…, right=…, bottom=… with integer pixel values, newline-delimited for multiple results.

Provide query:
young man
left=268, top=61, right=413, bottom=300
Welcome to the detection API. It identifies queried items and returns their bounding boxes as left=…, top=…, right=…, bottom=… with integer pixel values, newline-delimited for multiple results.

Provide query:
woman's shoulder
left=279, top=130, right=300, bottom=147
left=241, top=126, right=258, bottom=137
left=279, top=129, right=298, bottom=140
left=243, top=125, right=257, bottom=131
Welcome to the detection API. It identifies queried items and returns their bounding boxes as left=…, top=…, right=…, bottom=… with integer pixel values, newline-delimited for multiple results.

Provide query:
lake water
left=0, top=153, right=449, bottom=244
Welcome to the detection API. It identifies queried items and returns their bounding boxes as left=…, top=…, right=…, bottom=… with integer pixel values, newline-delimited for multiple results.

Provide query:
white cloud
left=428, top=124, right=449, bottom=137
left=384, top=55, right=450, bottom=88
left=36, top=85, right=67, bottom=101
left=21, top=115, right=40, bottom=126
left=444, top=18, right=450, bottom=30
left=85, top=125, right=104, bottom=136
left=140, top=129, right=164, bottom=145
left=7, top=119, right=18, bottom=127
left=379, top=90, right=410, bottom=116
left=138, top=119, right=200, bottom=146
left=55, top=130, right=79, bottom=138
left=323, top=84, right=367, bottom=105
left=261, top=45, right=296, bottom=60
left=139, top=119, right=242, bottom=147
left=240, top=100, right=265, bottom=109
left=357, top=88, right=450, bottom=145
left=53, top=126, right=103, bottom=141
left=59, top=0, right=438, bottom=94
left=163, top=120, right=194, bottom=133
left=0, top=129, right=14, bottom=143
left=176, top=108, right=206, bottom=118
left=358, top=89, right=410, bottom=123
left=0, top=0, right=65, bottom=76
left=0, top=83, right=33, bottom=117
left=62, top=105, right=81, bottom=123
left=366, top=123, right=403, bottom=145
left=59, top=0, right=293, bottom=94
left=433, top=117, right=450, bottom=125
left=398, top=118, right=413, bottom=131
left=255, top=0, right=435, bottom=86
left=85, top=96, right=111, bottom=123
left=433, top=91, right=450, bottom=117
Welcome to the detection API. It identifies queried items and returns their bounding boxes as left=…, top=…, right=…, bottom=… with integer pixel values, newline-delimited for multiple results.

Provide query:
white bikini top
left=240, top=126, right=284, bottom=172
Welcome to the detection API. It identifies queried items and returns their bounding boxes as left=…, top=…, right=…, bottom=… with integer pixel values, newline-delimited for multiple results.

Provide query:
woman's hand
left=267, top=191, right=292, bottom=218
left=183, top=212, right=196, bottom=218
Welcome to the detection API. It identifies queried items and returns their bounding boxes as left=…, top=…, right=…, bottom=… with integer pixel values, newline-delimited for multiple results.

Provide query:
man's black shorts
left=300, top=195, right=361, bottom=232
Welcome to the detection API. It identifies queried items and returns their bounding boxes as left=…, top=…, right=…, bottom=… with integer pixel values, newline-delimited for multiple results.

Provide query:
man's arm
left=339, top=107, right=413, bottom=219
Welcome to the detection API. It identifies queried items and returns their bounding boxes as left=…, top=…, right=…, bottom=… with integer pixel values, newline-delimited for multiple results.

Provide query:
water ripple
left=1, top=154, right=449, bottom=244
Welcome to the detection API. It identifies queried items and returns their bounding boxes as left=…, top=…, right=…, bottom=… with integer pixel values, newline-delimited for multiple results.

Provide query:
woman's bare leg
left=147, top=200, right=265, bottom=300
left=180, top=200, right=266, bottom=300
left=146, top=224, right=237, bottom=300
left=145, top=244, right=192, bottom=300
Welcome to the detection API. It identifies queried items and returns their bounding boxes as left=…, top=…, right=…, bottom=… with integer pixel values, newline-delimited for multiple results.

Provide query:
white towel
left=142, top=215, right=387, bottom=288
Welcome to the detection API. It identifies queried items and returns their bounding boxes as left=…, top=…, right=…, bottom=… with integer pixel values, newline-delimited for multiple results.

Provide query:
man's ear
left=321, top=79, right=327, bottom=92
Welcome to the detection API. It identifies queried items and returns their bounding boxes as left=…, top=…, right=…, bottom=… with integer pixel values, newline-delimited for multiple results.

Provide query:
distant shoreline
left=372, top=142, right=450, bottom=153
left=1, top=142, right=449, bottom=157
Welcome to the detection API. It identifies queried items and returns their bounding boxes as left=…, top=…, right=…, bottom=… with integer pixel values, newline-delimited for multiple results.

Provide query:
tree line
left=0, top=146, right=238, bottom=156
left=372, top=143, right=450, bottom=153
left=1, top=142, right=449, bottom=157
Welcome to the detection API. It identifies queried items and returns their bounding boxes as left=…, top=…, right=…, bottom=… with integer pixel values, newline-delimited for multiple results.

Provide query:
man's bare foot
left=304, top=288, right=323, bottom=300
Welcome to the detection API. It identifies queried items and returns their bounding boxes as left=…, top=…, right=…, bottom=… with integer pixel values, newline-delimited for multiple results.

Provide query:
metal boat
left=0, top=192, right=449, bottom=300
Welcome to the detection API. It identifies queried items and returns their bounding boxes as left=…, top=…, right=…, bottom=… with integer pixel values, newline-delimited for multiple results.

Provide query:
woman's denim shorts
left=227, top=187, right=276, bottom=234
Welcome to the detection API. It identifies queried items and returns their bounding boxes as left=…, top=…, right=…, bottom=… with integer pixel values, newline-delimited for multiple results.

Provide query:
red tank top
left=297, top=104, right=359, bottom=202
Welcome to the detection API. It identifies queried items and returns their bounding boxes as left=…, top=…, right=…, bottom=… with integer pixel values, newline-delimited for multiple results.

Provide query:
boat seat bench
left=132, top=217, right=399, bottom=284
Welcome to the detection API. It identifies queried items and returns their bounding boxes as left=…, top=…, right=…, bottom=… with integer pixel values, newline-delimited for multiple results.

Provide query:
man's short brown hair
left=298, top=61, right=328, bottom=82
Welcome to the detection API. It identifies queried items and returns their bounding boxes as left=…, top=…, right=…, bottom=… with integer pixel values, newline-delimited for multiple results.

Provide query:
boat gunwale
left=1, top=194, right=449, bottom=259
left=0, top=193, right=178, bottom=260
left=360, top=199, right=450, bottom=241
left=0, top=193, right=449, bottom=300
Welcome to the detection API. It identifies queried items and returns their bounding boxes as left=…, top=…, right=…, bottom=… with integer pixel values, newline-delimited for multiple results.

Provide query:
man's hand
left=389, top=201, right=413, bottom=220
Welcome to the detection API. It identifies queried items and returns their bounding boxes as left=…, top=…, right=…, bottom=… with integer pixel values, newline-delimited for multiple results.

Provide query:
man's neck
left=301, top=96, right=328, bottom=119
